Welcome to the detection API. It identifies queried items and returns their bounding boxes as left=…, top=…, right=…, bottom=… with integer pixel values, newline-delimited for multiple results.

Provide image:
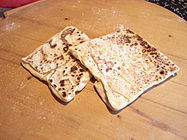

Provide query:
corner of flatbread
left=21, top=26, right=91, bottom=103
left=69, top=27, right=180, bottom=111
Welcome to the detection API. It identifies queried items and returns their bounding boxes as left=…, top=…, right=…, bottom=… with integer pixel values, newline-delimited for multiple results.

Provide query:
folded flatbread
left=70, top=28, right=180, bottom=111
left=22, top=26, right=91, bottom=102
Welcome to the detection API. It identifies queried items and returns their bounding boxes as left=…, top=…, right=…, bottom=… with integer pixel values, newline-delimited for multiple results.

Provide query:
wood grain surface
left=0, top=0, right=187, bottom=140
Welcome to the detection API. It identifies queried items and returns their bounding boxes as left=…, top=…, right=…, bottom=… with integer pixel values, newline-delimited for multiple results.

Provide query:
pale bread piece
left=22, top=26, right=91, bottom=102
left=70, top=28, right=180, bottom=111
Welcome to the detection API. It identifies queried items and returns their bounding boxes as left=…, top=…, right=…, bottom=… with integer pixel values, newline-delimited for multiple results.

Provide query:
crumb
left=117, top=115, right=121, bottom=119
left=27, top=76, right=32, bottom=80
left=64, top=17, right=69, bottom=20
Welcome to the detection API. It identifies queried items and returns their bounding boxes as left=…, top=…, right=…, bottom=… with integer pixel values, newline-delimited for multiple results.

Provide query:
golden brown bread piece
left=70, top=28, right=180, bottom=111
left=22, top=26, right=91, bottom=102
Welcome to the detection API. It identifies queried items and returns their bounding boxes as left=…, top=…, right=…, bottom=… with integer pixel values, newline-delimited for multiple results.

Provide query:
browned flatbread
left=22, top=26, right=91, bottom=102
left=70, top=28, right=180, bottom=111
left=46, top=56, right=90, bottom=102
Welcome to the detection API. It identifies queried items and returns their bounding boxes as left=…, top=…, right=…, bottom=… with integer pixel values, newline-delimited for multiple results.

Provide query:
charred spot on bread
left=123, top=35, right=131, bottom=43
left=62, top=92, right=66, bottom=97
left=60, top=80, right=65, bottom=86
left=80, top=68, right=85, bottom=72
left=77, top=77, right=80, bottom=80
left=80, top=41, right=85, bottom=43
left=71, top=66, right=78, bottom=72
left=63, top=46, right=69, bottom=52
left=126, top=29, right=134, bottom=34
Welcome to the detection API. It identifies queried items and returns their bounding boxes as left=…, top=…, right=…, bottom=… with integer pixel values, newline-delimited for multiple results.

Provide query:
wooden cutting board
left=0, top=0, right=187, bottom=139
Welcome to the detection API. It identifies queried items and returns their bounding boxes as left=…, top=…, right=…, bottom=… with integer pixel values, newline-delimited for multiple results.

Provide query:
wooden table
left=0, top=0, right=187, bottom=139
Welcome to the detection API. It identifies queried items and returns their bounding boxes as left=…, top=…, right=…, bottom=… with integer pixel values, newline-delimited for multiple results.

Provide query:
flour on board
left=5, top=22, right=20, bottom=32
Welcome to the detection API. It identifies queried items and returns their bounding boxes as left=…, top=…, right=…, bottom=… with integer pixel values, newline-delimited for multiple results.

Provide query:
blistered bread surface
left=22, top=26, right=90, bottom=102
left=70, top=28, right=179, bottom=110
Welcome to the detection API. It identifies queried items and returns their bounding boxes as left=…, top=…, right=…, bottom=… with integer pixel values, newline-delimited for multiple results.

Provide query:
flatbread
left=70, top=28, right=180, bottom=111
left=46, top=56, right=90, bottom=102
left=22, top=26, right=91, bottom=102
